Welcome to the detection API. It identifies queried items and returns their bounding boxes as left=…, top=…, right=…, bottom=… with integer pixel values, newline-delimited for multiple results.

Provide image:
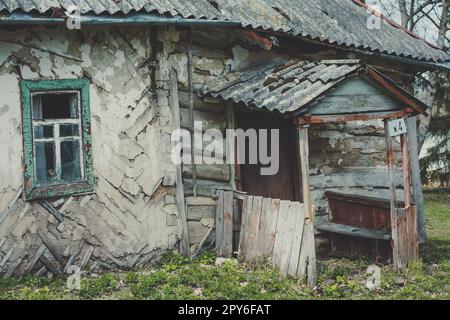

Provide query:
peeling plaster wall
left=0, top=26, right=180, bottom=276
left=0, top=24, right=410, bottom=276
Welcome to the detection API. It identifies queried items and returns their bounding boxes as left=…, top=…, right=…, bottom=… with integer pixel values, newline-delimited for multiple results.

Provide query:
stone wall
left=0, top=25, right=180, bottom=277
left=159, top=26, right=406, bottom=247
left=309, top=121, right=405, bottom=214
left=161, top=27, right=293, bottom=254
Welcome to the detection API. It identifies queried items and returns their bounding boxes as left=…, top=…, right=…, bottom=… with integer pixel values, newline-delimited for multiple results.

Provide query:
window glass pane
left=32, top=93, right=79, bottom=120
left=35, top=142, right=57, bottom=184
left=60, top=124, right=79, bottom=137
left=34, top=125, right=54, bottom=139
left=61, top=140, right=82, bottom=182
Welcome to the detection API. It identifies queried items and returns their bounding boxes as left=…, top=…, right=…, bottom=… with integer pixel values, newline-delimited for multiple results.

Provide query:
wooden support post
left=406, top=117, right=426, bottom=243
left=400, top=131, right=419, bottom=262
left=187, top=27, right=197, bottom=197
left=169, top=68, right=190, bottom=257
left=384, top=120, right=402, bottom=270
left=298, top=126, right=312, bottom=220
left=215, top=190, right=224, bottom=252
left=401, top=133, right=412, bottom=207
left=226, top=102, right=236, bottom=190
left=222, top=191, right=234, bottom=257
left=298, top=125, right=317, bottom=286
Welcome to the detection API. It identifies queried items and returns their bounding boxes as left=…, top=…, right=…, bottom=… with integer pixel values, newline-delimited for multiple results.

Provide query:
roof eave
left=364, top=66, right=429, bottom=116
left=0, top=12, right=241, bottom=27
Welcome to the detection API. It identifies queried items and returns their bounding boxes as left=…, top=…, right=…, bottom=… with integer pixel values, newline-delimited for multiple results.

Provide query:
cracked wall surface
left=0, top=26, right=180, bottom=277
left=154, top=27, right=403, bottom=252
left=309, top=121, right=405, bottom=214
left=0, top=25, right=407, bottom=277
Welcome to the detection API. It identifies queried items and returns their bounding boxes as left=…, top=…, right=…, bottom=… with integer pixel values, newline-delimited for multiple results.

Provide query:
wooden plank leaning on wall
left=384, top=118, right=419, bottom=271
left=169, top=68, right=190, bottom=257
left=406, top=117, right=426, bottom=243
left=297, top=125, right=317, bottom=286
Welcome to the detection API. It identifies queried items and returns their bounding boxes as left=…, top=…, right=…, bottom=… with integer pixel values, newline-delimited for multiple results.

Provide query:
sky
left=366, top=0, right=446, bottom=45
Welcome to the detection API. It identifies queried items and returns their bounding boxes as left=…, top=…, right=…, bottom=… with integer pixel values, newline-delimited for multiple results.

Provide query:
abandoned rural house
left=0, top=0, right=448, bottom=284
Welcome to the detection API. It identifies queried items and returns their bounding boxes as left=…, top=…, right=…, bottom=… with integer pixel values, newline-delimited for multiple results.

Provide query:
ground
left=0, top=191, right=448, bottom=300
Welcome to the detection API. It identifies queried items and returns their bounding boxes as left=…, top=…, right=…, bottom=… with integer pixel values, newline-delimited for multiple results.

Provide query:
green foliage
left=79, top=274, right=120, bottom=299
left=420, top=71, right=450, bottom=187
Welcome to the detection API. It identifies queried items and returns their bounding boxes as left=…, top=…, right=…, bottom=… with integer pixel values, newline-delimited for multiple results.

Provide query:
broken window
left=21, top=79, right=94, bottom=200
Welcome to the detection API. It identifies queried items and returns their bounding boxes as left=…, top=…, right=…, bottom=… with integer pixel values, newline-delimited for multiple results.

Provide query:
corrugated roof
left=202, top=59, right=429, bottom=115
left=0, top=0, right=448, bottom=63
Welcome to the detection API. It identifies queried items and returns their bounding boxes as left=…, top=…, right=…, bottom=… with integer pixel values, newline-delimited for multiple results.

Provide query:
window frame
left=20, top=79, right=94, bottom=200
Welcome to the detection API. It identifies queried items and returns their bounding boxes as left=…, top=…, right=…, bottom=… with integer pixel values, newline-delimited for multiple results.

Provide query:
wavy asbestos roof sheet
left=0, top=0, right=448, bottom=62
left=202, top=59, right=429, bottom=115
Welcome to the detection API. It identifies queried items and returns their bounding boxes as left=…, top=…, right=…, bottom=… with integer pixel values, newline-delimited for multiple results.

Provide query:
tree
left=369, top=0, right=449, bottom=186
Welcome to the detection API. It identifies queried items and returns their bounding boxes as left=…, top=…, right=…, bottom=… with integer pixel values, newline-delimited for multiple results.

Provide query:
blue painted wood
left=307, top=76, right=404, bottom=115
left=20, top=79, right=94, bottom=200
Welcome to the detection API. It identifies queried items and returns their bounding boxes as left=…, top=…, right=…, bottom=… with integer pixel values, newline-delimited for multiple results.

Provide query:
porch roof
left=202, top=59, right=429, bottom=116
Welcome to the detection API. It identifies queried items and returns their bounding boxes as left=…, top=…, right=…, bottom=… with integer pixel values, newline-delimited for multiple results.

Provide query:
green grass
left=0, top=192, right=448, bottom=300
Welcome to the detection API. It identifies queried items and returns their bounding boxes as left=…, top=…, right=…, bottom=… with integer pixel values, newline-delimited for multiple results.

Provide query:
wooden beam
left=297, top=110, right=413, bottom=125
left=366, top=68, right=428, bottom=116
left=400, top=130, right=419, bottom=262
left=240, top=29, right=274, bottom=50
left=384, top=121, right=402, bottom=271
left=187, top=27, right=197, bottom=197
left=298, top=126, right=312, bottom=220
left=215, top=190, right=224, bottom=253
left=406, top=117, right=426, bottom=243
left=222, top=191, right=234, bottom=257
left=226, top=102, right=236, bottom=190
left=315, top=215, right=392, bottom=240
left=169, top=68, right=190, bottom=257
left=297, top=125, right=317, bottom=286
left=400, top=133, right=412, bottom=207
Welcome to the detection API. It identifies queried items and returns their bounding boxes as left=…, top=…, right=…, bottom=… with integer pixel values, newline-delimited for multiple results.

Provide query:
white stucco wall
left=0, top=25, right=180, bottom=275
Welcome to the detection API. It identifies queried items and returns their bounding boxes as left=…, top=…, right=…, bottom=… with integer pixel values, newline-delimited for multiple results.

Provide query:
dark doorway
left=236, top=111, right=301, bottom=201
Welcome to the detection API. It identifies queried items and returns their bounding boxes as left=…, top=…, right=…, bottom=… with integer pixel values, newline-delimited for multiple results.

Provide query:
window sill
left=24, top=180, right=94, bottom=201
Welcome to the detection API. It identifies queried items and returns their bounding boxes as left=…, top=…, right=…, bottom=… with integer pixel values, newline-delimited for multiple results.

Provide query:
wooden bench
left=315, top=191, right=404, bottom=262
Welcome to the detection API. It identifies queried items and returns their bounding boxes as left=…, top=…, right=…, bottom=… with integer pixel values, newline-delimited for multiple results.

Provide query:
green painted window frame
left=20, top=79, right=94, bottom=200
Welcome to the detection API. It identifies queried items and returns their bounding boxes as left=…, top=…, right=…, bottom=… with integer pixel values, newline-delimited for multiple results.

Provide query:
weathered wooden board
left=406, top=117, right=425, bottom=243
left=245, top=196, right=263, bottom=261
left=184, top=178, right=229, bottom=197
left=256, top=198, right=279, bottom=255
left=170, top=68, right=190, bottom=257
left=288, top=202, right=306, bottom=276
left=308, top=77, right=402, bottom=115
left=238, top=195, right=253, bottom=261
left=237, top=194, right=315, bottom=283
left=180, top=108, right=227, bottom=131
left=315, top=215, right=391, bottom=240
left=187, top=205, right=216, bottom=220
left=183, top=163, right=230, bottom=182
left=271, top=200, right=291, bottom=268
left=277, top=202, right=295, bottom=275
left=178, top=90, right=226, bottom=114
left=384, top=121, right=401, bottom=270
left=384, top=122, right=418, bottom=271
left=222, top=191, right=234, bottom=257
left=215, top=191, right=224, bottom=251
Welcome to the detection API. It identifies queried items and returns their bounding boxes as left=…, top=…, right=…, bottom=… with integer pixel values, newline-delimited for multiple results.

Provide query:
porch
left=173, top=59, right=428, bottom=285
